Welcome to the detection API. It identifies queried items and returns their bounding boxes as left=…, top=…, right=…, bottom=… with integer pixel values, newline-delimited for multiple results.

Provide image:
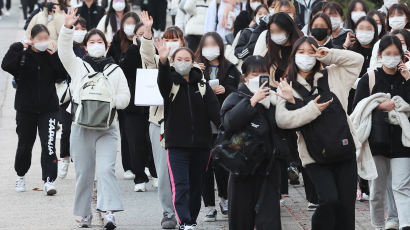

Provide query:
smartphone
left=259, top=75, right=270, bottom=88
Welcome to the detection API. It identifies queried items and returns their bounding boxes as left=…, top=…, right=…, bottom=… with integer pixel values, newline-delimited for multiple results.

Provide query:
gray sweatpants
left=149, top=123, right=175, bottom=216
left=70, top=123, right=124, bottom=217
left=370, top=156, right=410, bottom=229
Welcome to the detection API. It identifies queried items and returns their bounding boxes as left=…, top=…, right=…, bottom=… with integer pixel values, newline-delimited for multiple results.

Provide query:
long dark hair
left=307, top=1, right=327, bottom=34
left=119, top=12, right=140, bottom=52
left=387, top=3, right=410, bottom=31
left=265, top=12, right=303, bottom=70
left=286, top=37, right=321, bottom=84
left=351, top=16, right=379, bottom=48
left=345, top=0, right=369, bottom=30
left=367, top=10, right=387, bottom=38
left=104, top=0, right=130, bottom=33
left=195, top=32, right=227, bottom=81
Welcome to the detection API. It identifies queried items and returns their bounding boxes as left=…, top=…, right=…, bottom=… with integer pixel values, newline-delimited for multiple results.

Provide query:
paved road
left=0, top=2, right=372, bottom=230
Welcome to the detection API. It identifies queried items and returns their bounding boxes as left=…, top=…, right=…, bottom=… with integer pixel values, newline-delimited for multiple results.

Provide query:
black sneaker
left=203, top=208, right=217, bottom=222
left=161, top=212, right=177, bottom=229
left=288, top=166, right=300, bottom=185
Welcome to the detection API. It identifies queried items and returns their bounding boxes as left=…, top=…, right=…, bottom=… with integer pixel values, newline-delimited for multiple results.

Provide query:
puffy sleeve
left=113, top=67, right=131, bottom=109
left=57, top=26, right=85, bottom=79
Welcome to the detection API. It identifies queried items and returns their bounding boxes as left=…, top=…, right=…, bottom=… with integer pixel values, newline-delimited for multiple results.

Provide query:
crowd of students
left=1, top=0, right=410, bottom=230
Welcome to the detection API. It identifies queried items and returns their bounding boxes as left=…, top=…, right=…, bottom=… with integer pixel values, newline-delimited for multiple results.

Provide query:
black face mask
left=311, top=28, right=329, bottom=41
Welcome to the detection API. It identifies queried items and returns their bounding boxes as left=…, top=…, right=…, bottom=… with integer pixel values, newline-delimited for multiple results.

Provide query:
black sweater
left=77, top=2, right=105, bottom=30
left=116, top=42, right=146, bottom=114
left=203, top=60, right=240, bottom=105
left=158, top=61, right=221, bottom=150
left=353, top=68, right=410, bottom=158
left=107, top=32, right=133, bottom=64
left=1, top=43, right=67, bottom=113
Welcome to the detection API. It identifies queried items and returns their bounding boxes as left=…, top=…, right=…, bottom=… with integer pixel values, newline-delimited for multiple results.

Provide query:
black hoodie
left=158, top=60, right=221, bottom=149
left=1, top=42, right=67, bottom=113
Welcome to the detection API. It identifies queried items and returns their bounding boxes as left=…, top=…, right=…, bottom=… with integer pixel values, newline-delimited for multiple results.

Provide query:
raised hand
left=275, top=78, right=295, bottom=103
left=313, top=95, right=333, bottom=112
left=140, top=11, right=153, bottom=28
left=398, top=61, right=410, bottom=80
left=250, top=81, right=270, bottom=107
left=310, top=44, right=328, bottom=59
left=64, top=7, right=79, bottom=28
left=141, top=11, right=154, bottom=39
left=154, top=38, right=170, bottom=64
left=47, top=41, right=57, bottom=55
left=343, top=32, right=356, bottom=49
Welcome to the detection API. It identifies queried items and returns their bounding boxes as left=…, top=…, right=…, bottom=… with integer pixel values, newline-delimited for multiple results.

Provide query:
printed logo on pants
left=48, top=118, right=56, bottom=155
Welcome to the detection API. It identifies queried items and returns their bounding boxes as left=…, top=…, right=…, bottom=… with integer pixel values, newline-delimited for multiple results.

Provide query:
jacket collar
left=170, top=66, right=204, bottom=85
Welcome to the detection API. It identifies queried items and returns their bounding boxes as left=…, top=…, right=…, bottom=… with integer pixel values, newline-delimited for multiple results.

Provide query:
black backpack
left=289, top=70, right=356, bottom=164
left=211, top=92, right=272, bottom=175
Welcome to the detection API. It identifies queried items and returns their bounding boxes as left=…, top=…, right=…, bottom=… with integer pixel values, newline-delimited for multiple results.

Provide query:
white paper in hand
left=134, top=69, right=163, bottom=106
left=208, top=79, right=220, bottom=89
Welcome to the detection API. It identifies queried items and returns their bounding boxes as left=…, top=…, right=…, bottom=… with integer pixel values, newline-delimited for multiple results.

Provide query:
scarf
left=82, top=55, right=115, bottom=72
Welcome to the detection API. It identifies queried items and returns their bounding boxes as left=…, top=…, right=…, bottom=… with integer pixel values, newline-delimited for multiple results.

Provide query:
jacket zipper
left=186, top=84, right=195, bottom=144
left=37, top=65, right=41, bottom=114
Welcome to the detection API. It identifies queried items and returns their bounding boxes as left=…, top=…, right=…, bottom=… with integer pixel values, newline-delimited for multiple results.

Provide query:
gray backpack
left=72, top=62, right=119, bottom=130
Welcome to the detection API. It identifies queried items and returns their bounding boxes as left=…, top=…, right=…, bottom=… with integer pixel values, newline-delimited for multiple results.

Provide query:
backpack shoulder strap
left=292, top=81, right=313, bottom=99
left=368, top=70, right=376, bottom=95
left=317, top=69, right=330, bottom=92
left=104, top=64, right=120, bottom=77
left=82, top=61, right=93, bottom=73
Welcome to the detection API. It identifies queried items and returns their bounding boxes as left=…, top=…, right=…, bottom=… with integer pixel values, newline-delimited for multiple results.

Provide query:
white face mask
left=403, top=45, right=408, bottom=52
left=87, top=43, right=106, bottom=57
left=173, top=61, right=193, bottom=76
left=73, top=30, right=87, bottom=44
left=270, top=33, right=288, bottom=45
left=377, top=24, right=383, bottom=35
left=351, top=11, right=366, bottom=24
left=166, top=41, right=181, bottom=56
left=247, top=76, right=260, bottom=90
left=112, top=1, right=126, bottom=11
left=269, top=9, right=275, bottom=15
left=123, top=24, right=135, bottom=36
left=355, top=30, right=374, bottom=45
left=330, top=17, right=342, bottom=31
left=384, top=0, right=398, bottom=9
left=34, top=40, right=50, bottom=52
left=250, top=2, right=261, bottom=11
left=255, top=16, right=261, bottom=25
left=202, top=47, right=220, bottom=61
left=295, top=54, right=317, bottom=72
left=381, top=55, right=401, bottom=69
left=389, top=16, right=406, bottom=30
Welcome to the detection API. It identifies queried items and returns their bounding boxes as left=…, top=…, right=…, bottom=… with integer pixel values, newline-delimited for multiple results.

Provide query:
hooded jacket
left=1, top=42, right=67, bottom=113
left=158, top=60, right=221, bottom=149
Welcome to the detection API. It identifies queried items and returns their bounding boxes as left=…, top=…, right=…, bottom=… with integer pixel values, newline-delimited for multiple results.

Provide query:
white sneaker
left=134, top=183, right=146, bottom=192
left=385, top=221, right=399, bottom=230
left=307, top=202, right=319, bottom=211
left=145, top=167, right=153, bottom=179
left=104, top=212, right=116, bottom=230
left=44, top=178, right=57, bottom=195
left=123, top=170, right=135, bottom=180
left=183, top=224, right=196, bottom=230
left=58, top=157, right=70, bottom=179
left=5, top=10, right=10, bottom=16
left=361, top=193, right=369, bottom=201
left=79, top=215, right=92, bottom=228
left=16, top=176, right=25, bottom=192
left=152, top=178, right=159, bottom=188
